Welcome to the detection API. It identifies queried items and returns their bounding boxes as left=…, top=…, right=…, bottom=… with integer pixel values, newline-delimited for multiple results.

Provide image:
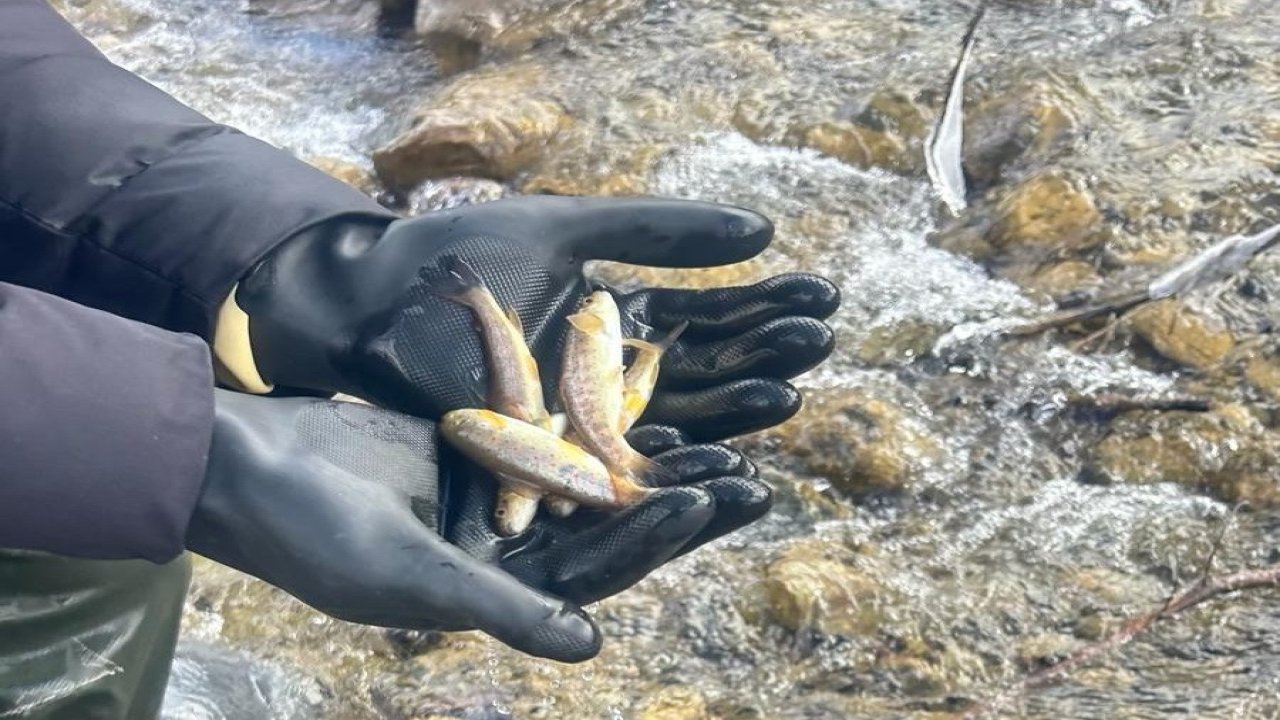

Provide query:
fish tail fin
left=623, top=320, right=689, bottom=355
left=659, top=321, right=691, bottom=350
left=429, top=255, right=485, bottom=303
left=623, top=451, right=677, bottom=489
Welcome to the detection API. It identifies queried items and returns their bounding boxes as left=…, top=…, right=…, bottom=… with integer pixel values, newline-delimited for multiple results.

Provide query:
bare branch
left=961, top=563, right=1280, bottom=719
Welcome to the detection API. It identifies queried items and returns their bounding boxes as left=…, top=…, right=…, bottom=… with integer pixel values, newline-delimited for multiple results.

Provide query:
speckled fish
left=559, top=291, right=676, bottom=499
left=440, top=410, right=648, bottom=508
left=544, top=321, right=687, bottom=517
left=431, top=255, right=549, bottom=536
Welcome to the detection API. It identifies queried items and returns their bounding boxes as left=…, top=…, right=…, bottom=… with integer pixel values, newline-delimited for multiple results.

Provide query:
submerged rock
left=962, top=82, right=1076, bottom=189
left=415, top=0, right=642, bottom=74
left=1085, top=407, right=1280, bottom=506
left=639, top=686, right=711, bottom=720
left=304, top=156, right=377, bottom=195
left=1244, top=351, right=1280, bottom=401
left=372, top=64, right=570, bottom=191
left=1126, top=299, right=1235, bottom=372
left=796, top=121, right=912, bottom=174
left=1020, top=260, right=1103, bottom=302
left=762, top=539, right=895, bottom=637
left=769, top=387, right=942, bottom=498
left=989, top=174, right=1104, bottom=258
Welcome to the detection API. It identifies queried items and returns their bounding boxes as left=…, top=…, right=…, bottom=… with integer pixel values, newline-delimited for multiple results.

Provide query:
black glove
left=232, top=196, right=839, bottom=441
left=441, top=423, right=770, bottom=606
left=186, top=391, right=766, bottom=662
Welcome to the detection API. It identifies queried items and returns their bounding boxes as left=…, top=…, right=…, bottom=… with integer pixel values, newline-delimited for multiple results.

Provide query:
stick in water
left=925, top=4, right=986, bottom=217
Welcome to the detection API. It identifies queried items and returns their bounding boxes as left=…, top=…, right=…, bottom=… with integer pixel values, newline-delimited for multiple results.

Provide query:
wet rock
left=416, top=0, right=642, bottom=74
left=373, top=64, right=570, bottom=191
left=1244, top=352, right=1280, bottom=402
left=1127, top=299, right=1235, bottom=372
left=639, top=686, right=710, bottom=720
left=963, top=82, right=1075, bottom=188
left=305, top=156, right=377, bottom=194
left=858, top=90, right=931, bottom=143
left=522, top=142, right=667, bottom=197
left=762, top=540, right=894, bottom=636
left=1104, top=228, right=1194, bottom=269
left=769, top=387, right=942, bottom=498
left=731, top=87, right=793, bottom=144
left=795, top=121, right=912, bottom=174
left=989, top=175, right=1104, bottom=258
left=856, top=321, right=943, bottom=366
left=929, top=221, right=997, bottom=262
left=1020, top=260, right=1103, bottom=302
left=1085, top=408, right=1280, bottom=506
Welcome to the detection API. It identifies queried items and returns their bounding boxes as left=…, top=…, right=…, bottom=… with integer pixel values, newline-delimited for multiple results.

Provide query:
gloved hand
left=222, top=196, right=839, bottom=441
left=186, top=390, right=768, bottom=662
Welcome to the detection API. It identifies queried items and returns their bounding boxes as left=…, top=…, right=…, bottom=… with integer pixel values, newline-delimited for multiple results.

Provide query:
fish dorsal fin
left=505, top=307, right=524, bottom=334
left=568, top=313, right=604, bottom=334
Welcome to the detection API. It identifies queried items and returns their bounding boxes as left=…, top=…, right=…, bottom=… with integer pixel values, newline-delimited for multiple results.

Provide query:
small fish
left=925, top=4, right=985, bottom=217
left=544, top=321, right=688, bottom=518
left=620, top=321, right=689, bottom=430
left=440, top=409, right=649, bottom=508
left=560, top=292, right=676, bottom=500
left=431, top=255, right=550, bottom=536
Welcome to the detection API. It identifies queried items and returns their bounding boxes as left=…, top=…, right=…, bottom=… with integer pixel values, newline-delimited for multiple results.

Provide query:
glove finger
left=625, top=424, right=690, bottom=456
left=375, top=522, right=602, bottom=662
left=642, top=379, right=802, bottom=442
left=620, top=273, right=841, bottom=341
left=672, top=476, right=773, bottom=561
left=649, top=444, right=752, bottom=485
left=501, top=486, right=714, bottom=606
left=658, top=316, right=835, bottom=389
left=545, top=197, right=772, bottom=267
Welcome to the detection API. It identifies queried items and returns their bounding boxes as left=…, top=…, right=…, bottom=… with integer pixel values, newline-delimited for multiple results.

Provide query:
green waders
left=0, top=550, right=190, bottom=720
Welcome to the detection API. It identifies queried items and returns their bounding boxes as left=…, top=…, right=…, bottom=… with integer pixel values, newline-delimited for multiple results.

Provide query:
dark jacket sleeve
left=0, top=282, right=214, bottom=562
left=0, top=0, right=397, bottom=340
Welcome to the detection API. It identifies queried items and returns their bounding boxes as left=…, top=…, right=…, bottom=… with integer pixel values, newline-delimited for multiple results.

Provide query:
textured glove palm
left=234, top=196, right=839, bottom=441
left=187, top=391, right=768, bottom=663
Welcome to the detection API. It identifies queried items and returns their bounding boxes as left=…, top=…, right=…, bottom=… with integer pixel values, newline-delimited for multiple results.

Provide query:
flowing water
left=54, top=0, right=1280, bottom=717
